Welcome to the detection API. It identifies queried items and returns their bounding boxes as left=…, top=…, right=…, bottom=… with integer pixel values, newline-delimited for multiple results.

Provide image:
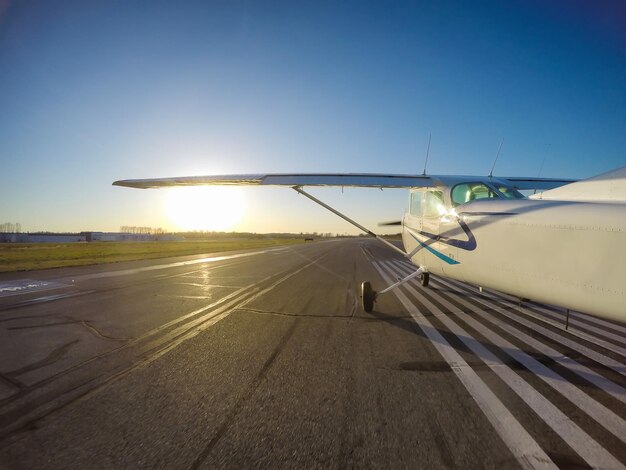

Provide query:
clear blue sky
left=1, top=0, right=625, bottom=234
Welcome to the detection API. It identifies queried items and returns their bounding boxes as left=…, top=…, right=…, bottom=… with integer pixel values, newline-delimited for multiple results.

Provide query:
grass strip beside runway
left=0, top=238, right=305, bottom=272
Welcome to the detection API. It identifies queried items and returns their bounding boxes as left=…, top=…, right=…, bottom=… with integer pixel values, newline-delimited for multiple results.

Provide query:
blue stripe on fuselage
left=408, top=231, right=460, bottom=265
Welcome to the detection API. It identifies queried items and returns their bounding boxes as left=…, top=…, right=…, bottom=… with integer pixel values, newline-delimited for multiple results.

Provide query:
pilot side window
left=451, top=183, right=498, bottom=206
left=497, top=186, right=525, bottom=199
left=409, top=191, right=422, bottom=217
left=423, top=191, right=445, bottom=218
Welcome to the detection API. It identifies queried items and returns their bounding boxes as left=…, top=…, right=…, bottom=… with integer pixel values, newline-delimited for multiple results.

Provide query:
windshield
left=451, top=182, right=526, bottom=206
left=451, top=183, right=499, bottom=206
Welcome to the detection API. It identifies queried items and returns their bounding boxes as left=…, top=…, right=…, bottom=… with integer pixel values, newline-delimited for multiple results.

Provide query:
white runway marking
left=0, top=248, right=291, bottom=301
left=373, top=259, right=626, bottom=469
left=373, top=262, right=556, bottom=470
left=391, top=262, right=626, bottom=408
left=448, top=276, right=626, bottom=357
left=567, top=310, right=626, bottom=336
left=437, top=281, right=626, bottom=405
left=0, top=279, right=68, bottom=297
left=425, top=272, right=626, bottom=378
left=61, top=247, right=290, bottom=283
left=442, top=272, right=626, bottom=368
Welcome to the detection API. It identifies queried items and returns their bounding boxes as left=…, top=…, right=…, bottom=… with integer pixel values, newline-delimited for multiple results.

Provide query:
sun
left=165, top=186, right=245, bottom=231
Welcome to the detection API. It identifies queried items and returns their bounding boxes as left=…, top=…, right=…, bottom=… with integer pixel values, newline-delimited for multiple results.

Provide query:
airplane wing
left=530, top=165, right=626, bottom=202
left=497, top=177, right=578, bottom=191
left=112, top=173, right=435, bottom=189
left=113, top=173, right=577, bottom=191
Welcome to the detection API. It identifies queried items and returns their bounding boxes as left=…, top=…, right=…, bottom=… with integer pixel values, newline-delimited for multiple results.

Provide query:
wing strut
left=292, top=186, right=407, bottom=257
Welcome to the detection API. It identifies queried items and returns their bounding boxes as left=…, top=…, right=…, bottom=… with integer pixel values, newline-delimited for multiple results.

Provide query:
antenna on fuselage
left=421, top=133, right=432, bottom=176
left=488, top=138, right=504, bottom=178
left=534, top=156, right=547, bottom=195
left=537, top=156, right=547, bottom=178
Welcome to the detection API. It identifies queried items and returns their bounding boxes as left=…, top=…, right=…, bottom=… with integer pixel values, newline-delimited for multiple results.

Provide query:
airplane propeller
left=378, top=220, right=402, bottom=226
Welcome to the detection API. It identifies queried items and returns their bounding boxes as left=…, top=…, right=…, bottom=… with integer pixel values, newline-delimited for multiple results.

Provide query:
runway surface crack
left=234, top=307, right=354, bottom=319
left=4, top=340, right=79, bottom=378
left=0, top=374, right=24, bottom=391
left=6, top=317, right=131, bottom=342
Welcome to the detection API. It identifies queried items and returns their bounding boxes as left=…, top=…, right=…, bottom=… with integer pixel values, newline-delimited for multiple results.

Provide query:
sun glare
left=165, top=186, right=245, bottom=231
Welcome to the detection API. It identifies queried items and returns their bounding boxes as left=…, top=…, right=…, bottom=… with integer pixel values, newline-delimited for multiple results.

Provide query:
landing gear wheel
left=361, top=281, right=376, bottom=313
left=420, top=272, right=430, bottom=287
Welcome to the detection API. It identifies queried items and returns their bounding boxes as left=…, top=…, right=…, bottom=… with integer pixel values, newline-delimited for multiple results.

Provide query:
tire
left=361, top=281, right=375, bottom=312
left=420, top=272, right=430, bottom=287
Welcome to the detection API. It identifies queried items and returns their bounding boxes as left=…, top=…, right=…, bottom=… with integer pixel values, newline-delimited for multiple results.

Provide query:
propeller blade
left=378, top=220, right=402, bottom=226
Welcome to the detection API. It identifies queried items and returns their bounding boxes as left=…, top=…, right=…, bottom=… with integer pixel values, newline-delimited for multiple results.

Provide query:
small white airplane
left=114, top=165, right=626, bottom=324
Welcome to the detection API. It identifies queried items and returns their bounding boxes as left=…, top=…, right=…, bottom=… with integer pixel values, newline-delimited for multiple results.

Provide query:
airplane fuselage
left=402, top=196, right=626, bottom=322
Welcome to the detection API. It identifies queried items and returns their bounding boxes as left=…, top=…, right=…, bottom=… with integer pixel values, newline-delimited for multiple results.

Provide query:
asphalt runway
left=0, top=239, right=625, bottom=469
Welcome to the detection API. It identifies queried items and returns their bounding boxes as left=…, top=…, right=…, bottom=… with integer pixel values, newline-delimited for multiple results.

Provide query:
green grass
left=0, top=238, right=306, bottom=272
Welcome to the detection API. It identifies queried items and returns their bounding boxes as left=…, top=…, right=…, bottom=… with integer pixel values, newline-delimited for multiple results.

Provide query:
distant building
left=0, top=232, right=182, bottom=243
left=0, top=233, right=85, bottom=243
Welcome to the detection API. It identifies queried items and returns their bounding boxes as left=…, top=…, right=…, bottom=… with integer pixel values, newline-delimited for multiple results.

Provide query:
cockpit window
left=496, top=186, right=525, bottom=199
left=451, top=183, right=499, bottom=206
left=409, top=191, right=422, bottom=216
left=423, top=190, right=445, bottom=217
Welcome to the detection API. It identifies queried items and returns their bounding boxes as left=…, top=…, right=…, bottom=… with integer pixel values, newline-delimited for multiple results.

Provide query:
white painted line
left=430, top=274, right=626, bottom=378
left=437, top=277, right=626, bottom=368
left=427, top=268, right=626, bottom=356
left=436, top=279, right=626, bottom=406
left=392, top=262, right=626, bottom=391
left=515, top=302, right=626, bottom=348
left=9, top=290, right=95, bottom=307
left=568, top=310, right=626, bottom=337
left=140, top=250, right=331, bottom=354
left=152, top=257, right=253, bottom=280
left=388, top=262, right=626, bottom=442
left=0, top=279, right=69, bottom=298
left=458, top=279, right=626, bottom=337
left=153, top=268, right=215, bottom=280
left=61, top=247, right=289, bottom=283
left=373, top=262, right=557, bottom=470
left=379, top=261, right=466, bottom=316
left=459, top=306, right=626, bottom=443
left=517, top=311, right=626, bottom=357
left=379, top=261, right=625, bottom=469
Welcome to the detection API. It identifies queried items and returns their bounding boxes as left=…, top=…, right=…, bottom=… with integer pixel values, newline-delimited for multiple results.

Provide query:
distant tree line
left=119, top=226, right=164, bottom=234
left=0, top=222, right=21, bottom=233
left=180, top=231, right=340, bottom=239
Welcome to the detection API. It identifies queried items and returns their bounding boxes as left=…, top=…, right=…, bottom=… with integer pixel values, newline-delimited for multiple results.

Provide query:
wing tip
left=112, top=180, right=148, bottom=188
